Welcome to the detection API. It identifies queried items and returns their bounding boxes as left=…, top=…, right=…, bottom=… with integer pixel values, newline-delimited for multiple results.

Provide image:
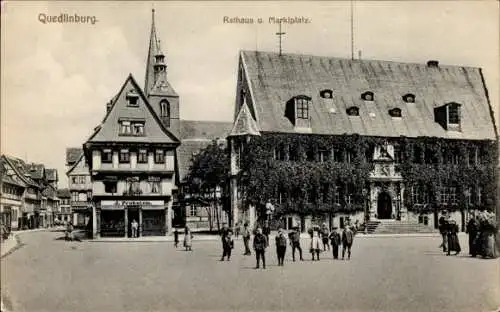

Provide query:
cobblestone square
left=1, top=231, right=498, bottom=312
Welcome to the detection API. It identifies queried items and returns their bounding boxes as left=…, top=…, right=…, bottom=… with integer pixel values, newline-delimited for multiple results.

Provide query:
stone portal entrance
left=377, top=192, right=393, bottom=219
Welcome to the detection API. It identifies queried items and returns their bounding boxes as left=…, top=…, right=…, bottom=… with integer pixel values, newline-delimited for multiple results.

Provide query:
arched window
left=159, top=100, right=170, bottom=127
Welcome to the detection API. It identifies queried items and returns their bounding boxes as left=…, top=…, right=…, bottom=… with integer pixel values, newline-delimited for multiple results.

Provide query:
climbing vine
left=237, top=133, right=498, bottom=216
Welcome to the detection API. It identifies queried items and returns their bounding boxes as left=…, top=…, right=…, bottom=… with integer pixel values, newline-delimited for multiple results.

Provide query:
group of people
left=173, top=226, right=193, bottom=251
left=217, top=221, right=356, bottom=269
left=439, top=209, right=498, bottom=258
left=465, top=210, right=497, bottom=258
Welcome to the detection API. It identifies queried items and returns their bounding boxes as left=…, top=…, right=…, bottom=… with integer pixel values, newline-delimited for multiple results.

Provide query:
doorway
left=377, top=192, right=393, bottom=219
left=128, top=209, right=139, bottom=238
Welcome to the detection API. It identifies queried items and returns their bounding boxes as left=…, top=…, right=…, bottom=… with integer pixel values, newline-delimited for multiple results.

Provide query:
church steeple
left=143, top=8, right=180, bottom=137
left=145, top=9, right=159, bottom=96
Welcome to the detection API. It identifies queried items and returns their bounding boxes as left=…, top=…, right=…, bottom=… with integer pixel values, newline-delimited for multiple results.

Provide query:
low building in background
left=66, top=148, right=92, bottom=228
left=57, top=188, right=71, bottom=224
left=1, top=155, right=61, bottom=230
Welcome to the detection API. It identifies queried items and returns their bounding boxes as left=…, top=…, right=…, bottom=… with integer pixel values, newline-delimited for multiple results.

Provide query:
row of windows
left=70, top=175, right=88, bottom=185
left=293, top=94, right=459, bottom=124
left=319, top=90, right=416, bottom=103
left=272, top=144, right=482, bottom=165
left=119, top=120, right=145, bottom=136
left=101, top=149, right=166, bottom=164
left=2, top=185, right=23, bottom=196
left=411, top=185, right=483, bottom=206
left=275, top=184, right=356, bottom=205
left=102, top=181, right=161, bottom=194
left=71, top=191, right=92, bottom=202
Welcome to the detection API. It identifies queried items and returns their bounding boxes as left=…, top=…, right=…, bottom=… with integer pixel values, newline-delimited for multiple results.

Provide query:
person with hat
left=288, top=226, right=303, bottom=261
left=438, top=211, right=449, bottom=252
left=275, top=227, right=288, bottom=266
left=341, top=225, right=354, bottom=260
left=242, top=222, right=252, bottom=256
left=321, top=223, right=330, bottom=251
left=329, top=226, right=342, bottom=260
left=253, top=227, right=268, bottom=269
left=221, top=231, right=235, bottom=261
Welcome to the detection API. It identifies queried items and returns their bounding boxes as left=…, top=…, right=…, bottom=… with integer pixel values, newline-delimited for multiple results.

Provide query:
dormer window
left=347, top=106, right=360, bottom=116
left=320, top=89, right=334, bottom=99
left=402, top=93, right=415, bottom=103
left=433, top=102, right=461, bottom=131
left=389, top=108, right=402, bottom=118
left=126, top=90, right=139, bottom=106
left=361, top=91, right=374, bottom=101
left=296, top=96, right=310, bottom=119
left=285, top=95, right=311, bottom=128
left=448, top=103, right=460, bottom=124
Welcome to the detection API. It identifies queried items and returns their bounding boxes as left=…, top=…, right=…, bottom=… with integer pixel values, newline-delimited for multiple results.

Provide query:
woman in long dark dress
left=447, top=220, right=461, bottom=256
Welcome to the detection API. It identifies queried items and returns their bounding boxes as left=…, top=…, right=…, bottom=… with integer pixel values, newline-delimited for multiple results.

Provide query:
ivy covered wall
left=236, top=133, right=498, bottom=217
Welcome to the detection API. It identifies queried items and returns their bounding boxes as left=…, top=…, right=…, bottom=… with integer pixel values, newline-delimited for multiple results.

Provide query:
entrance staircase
left=369, top=220, right=438, bottom=234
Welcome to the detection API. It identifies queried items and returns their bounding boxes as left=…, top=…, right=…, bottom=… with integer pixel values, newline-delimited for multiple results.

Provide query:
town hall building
left=228, top=51, right=498, bottom=232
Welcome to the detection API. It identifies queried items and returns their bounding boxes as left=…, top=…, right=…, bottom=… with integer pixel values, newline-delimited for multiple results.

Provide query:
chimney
left=427, top=60, right=439, bottom=68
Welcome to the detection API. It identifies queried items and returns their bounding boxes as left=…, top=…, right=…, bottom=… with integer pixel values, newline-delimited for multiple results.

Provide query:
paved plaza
left=1, top=230, right=499, bottom=312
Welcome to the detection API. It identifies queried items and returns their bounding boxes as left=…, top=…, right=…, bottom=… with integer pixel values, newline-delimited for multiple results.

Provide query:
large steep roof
left=239, top=50, right=497, bottom=141
left=86, top=74, right=180, bottom=144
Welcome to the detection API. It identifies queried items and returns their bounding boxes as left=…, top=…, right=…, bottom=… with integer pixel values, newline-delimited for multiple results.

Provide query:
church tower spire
left=143, top=9, right=180, bottom=137
left=145, top=9, right=159, bottom=96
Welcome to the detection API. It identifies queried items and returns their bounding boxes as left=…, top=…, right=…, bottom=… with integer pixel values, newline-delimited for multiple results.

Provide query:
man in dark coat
left=341, top=225, right=354, bottom=260
left=466, top=213, right=479, bottom=257
left=220, top=223, right=232, bottom=260
left=253, top=227, right=268, bottom=269
left=329, top=227, right=341, bottom=260
left=438, top=211, right=448, bottom=252
left=221, top=231, right=234, bottom=261
left=288, top=226, right=303, bottom=261
left=275, top=228, right=287, bottom=266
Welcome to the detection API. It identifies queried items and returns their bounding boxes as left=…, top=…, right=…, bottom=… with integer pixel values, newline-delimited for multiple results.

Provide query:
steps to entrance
left=371, top=220, right=438, bottom=235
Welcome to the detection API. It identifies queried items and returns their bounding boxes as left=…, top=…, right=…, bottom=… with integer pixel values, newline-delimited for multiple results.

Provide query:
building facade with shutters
left=83, top=10, right=180, bottom=238
left=228, top=51, right=498, bottom=232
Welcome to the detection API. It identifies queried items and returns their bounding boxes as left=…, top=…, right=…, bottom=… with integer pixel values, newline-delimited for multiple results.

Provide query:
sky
left=1, top=1, right=499, bottom=188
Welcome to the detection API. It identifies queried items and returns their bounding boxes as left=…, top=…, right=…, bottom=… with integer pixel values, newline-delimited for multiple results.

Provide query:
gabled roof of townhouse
left=1, top=155, right=40, bottom=187
left=235, top=50, right=497, bottom=141
left=57, top=188, right=71, bottom=198
left=66, top=148, right=83, bottom=166
left=86, top=74, right=180, bottom=145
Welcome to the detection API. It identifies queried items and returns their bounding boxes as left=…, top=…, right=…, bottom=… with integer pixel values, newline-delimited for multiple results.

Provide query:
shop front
left=99, top=200, right=167, bottom=237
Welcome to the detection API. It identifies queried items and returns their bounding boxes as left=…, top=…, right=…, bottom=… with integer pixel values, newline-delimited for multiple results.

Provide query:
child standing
left=183, top=226, right=193, bottom=251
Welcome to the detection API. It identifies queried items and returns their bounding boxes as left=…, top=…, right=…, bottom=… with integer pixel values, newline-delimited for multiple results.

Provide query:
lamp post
left=362, top=188, right=369, bottom=234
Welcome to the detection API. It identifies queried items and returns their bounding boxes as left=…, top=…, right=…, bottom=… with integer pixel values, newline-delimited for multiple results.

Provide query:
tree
left=185, top=141, right=230, bottom=232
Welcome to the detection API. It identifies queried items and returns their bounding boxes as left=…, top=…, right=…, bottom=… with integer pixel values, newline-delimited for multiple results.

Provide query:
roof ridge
left=240, top=50, right=481, bottom=69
